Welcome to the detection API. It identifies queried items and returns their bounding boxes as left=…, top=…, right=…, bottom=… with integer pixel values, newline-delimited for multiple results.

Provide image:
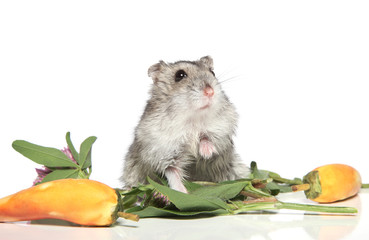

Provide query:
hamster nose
left=204, top=85, right=214, bottom=97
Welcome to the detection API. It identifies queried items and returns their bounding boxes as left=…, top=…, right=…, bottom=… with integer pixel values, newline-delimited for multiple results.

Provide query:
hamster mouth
left=199, top=99, right=212, bottom=110
left=198, top=95, right=215, bottom=110
left=199, top=84, right=215, bottom=110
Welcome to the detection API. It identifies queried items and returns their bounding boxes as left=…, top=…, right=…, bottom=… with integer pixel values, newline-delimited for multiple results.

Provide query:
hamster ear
left=200, top=56, right=214, bottom=69
left=148, top=60, right=167, bottom=83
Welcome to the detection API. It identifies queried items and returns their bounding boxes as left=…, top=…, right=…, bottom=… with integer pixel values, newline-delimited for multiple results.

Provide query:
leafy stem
left=123, top=177, right=358, bottom=218
left=268, top=172, right=303, bottom=185
left=12, top=132, right=96, bottom=184
left=230, top=199, right=357, bottom=215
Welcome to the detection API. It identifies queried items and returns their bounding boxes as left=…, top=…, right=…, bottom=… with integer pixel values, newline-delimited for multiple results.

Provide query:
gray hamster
left=121, top=56, right=249, bottom=193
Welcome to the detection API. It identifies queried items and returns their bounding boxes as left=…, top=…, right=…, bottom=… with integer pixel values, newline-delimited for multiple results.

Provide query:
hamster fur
left=121, top=56, right=249, bottom=193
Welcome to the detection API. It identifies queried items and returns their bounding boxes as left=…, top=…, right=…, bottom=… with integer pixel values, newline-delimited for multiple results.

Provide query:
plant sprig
left=12, top=133, right=359, bottom=218
left=12, top=132, right=96, bottom=184
left=121, top=176, right=357, bottom=218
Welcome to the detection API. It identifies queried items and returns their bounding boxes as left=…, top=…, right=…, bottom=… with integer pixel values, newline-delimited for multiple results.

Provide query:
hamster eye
left=175, top=70, right=187, bottom=82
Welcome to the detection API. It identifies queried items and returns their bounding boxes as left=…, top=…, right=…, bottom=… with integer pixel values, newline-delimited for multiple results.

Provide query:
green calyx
left=303, top=170, right=322, bottom=200
left=114, top=189, right=140, bottom=223
left=109, top=189, right=124, bottom=225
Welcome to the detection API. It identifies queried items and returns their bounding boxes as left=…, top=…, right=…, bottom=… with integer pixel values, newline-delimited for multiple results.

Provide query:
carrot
left=302, top=164, right=362, bottom=203
left=0, top=179, right=138, bottom=226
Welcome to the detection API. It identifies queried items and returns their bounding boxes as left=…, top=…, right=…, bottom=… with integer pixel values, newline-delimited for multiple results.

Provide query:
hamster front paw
left=199, top=137, right=218, bottom=159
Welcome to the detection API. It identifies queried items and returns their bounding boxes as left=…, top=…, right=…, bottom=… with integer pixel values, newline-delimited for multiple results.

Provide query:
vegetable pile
left=0, top=132, right=367, bottom=226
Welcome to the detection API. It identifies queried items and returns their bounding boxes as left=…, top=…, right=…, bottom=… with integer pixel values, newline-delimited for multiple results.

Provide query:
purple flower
left=33, top=147, right=77, bottom=185
left=152, top=191, right=171, bottom=207
left=61, top=147, right=77, bottom=164
left=33, top=167, right=52, bottom=185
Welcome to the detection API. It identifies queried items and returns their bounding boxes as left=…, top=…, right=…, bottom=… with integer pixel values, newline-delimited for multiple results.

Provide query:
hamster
left=121, top=56, right=249, bottom=193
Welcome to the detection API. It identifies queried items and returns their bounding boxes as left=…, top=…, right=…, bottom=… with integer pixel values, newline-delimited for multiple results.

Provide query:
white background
left=0, top=0, right=368, bottom=198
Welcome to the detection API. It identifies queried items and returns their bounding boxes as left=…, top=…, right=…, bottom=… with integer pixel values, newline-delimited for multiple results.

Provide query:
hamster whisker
left=216, top=75, right=241, bottom=86
left=189, top=88, right=200, bottom=94
left=216, top=68, right=236, bottom=80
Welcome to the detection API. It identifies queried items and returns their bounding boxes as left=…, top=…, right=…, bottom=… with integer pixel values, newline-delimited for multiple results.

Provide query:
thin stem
left=230, top=200, right=357, bottom=215
left=277, top=202, right=357, bottom=214
left=268, top=172, right=303, bottom=185
left=240, top=190, right=271, bottom=199
left=192, top=181, right=218, bottom=186
left=242, top=183, right=273, bottom=198
left=291, top=184, right=311, bottom=192
left=242, top=197, right=277, bottom=204
left=78, top=170, right=88, bottom=179
left=251, top=178, right=272, bottom=189
left=117, top=212, right=140, bottom=222
left=231, top=202, right=278, bottom=214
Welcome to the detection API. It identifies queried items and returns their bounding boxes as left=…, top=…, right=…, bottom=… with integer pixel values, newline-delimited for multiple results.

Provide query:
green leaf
left=250, top=161, right=269, bottom=179
left=122, top=195, right=139, bottom=210
left=251, top=161, right=302, bottom=188
left=183, top=181, right=203, bottom=193
left=39, top=169, right=79, bottom=184
left=122, top=185, right=155, bottom=196
left=12, top=140, right=78, bottom=168
left=191, top=181, right=248, bottom=201
left=266, top=182, right=294, bottom=194
left=65, top=132, right=79, bottom=164
left=79, top=136, right=97, bottom=169
left=148, top=178, right=229, bottom=211
left=268, top=172, right=302, bottom=185
left=126, top=206, right=228, bottom=218
left=243, top=182, right=273, bottom=198
left=265, top=182, right=281, bottom=195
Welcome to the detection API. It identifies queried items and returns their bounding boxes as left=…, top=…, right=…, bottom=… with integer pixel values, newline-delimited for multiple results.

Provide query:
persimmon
left=0, top=179, right=138, bottom=226
left=302, top=164, right=362, bottom=203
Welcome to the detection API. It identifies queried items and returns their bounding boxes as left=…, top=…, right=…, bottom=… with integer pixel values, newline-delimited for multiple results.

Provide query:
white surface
left=0, top=1, right=369, bottom=239
left=0, top=190, right=368, bottom=240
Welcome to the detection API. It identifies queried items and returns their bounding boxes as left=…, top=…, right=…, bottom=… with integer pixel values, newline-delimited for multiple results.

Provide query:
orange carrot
left=303, top=164, right=362, bottom=203
left=0, top=179, right=138, bottom=226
